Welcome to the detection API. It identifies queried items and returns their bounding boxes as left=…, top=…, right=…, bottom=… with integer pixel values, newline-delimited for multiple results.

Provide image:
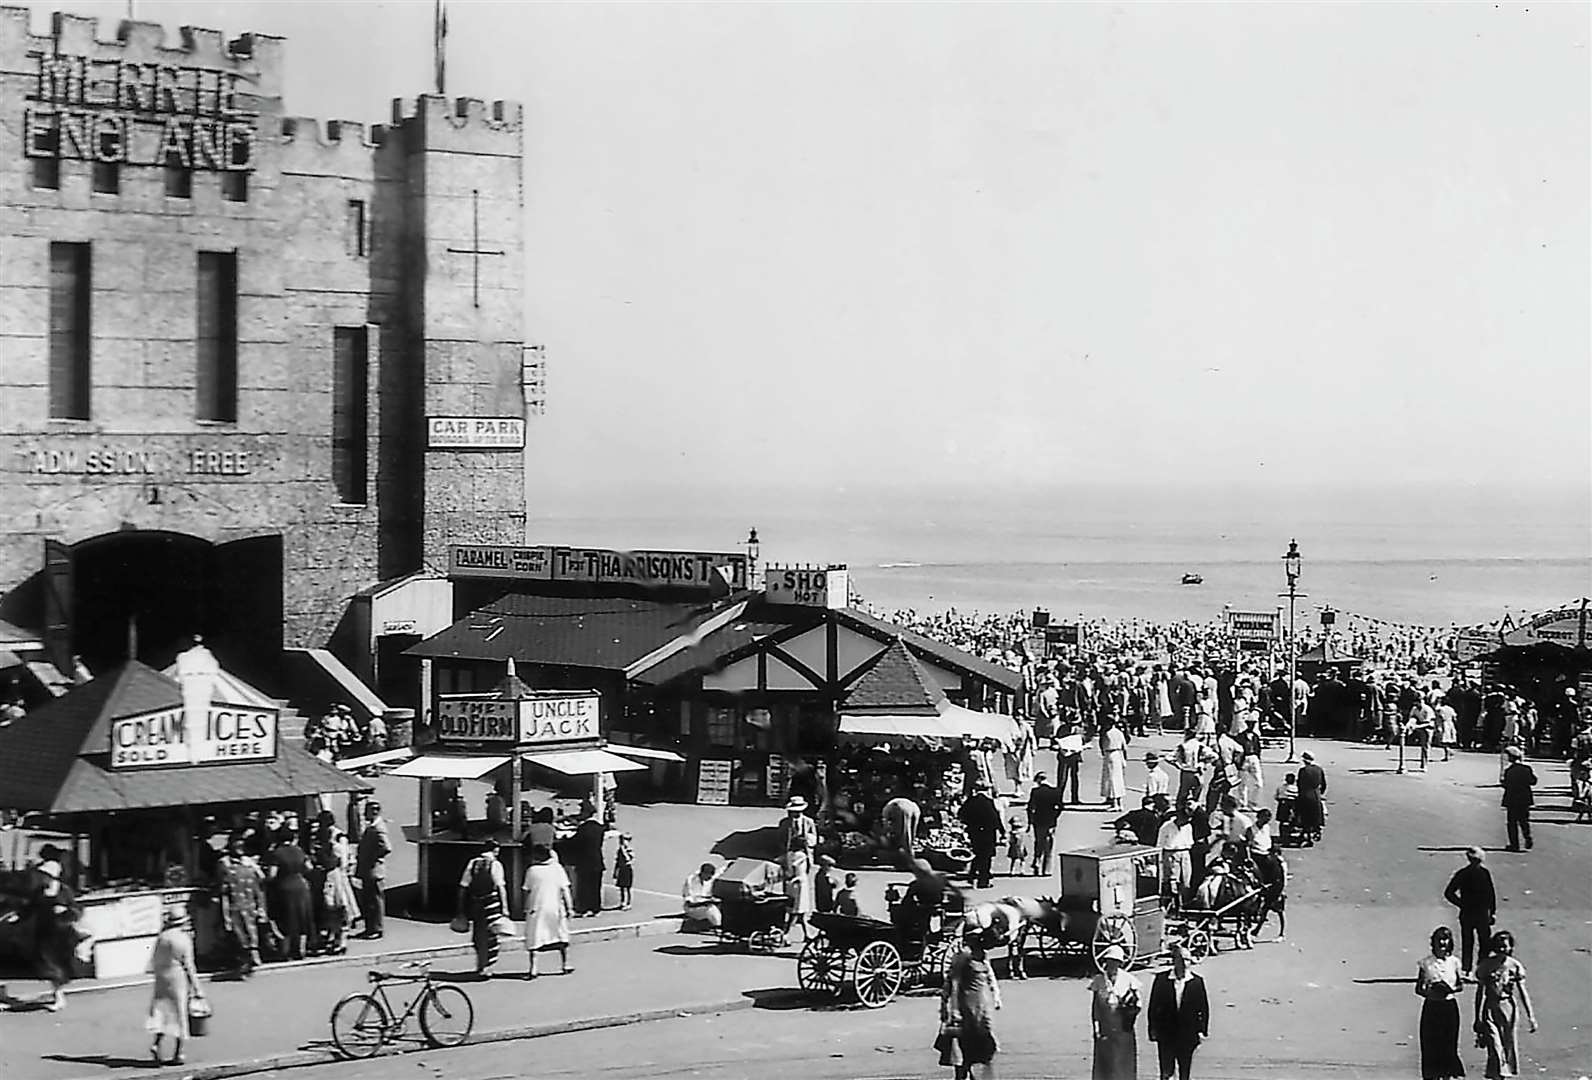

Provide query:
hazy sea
left=528, top=484, right=1592, bottom=628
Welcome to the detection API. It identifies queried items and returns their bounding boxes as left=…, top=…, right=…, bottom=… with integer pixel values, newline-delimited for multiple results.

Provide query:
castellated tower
left=0, top=8, right=528, bottom=684
left=390, top=95, right=528, bottom=571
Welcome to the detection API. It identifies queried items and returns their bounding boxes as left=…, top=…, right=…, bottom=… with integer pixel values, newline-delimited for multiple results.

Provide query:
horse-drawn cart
left=1034, top=843, right=1164, bottom=972
left=796, top=883, right=963, bottom=1008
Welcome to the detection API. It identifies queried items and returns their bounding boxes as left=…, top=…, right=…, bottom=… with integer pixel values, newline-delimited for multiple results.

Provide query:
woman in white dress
left=1098, top=720, right=1128, bottom=812
left=521, top=844, right=572, bottom=979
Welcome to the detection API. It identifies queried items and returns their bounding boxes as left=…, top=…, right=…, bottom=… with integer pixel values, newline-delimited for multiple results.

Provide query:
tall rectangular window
left=92, top=162, right=119, bottom=194
left=48, top=242, right=91, bottom=419
left=221, top=172, right=248, bottom=202
left=332, top=326, right=368, bottom=504
left=346, top=200, right=367, bottom=257
left=195, top=251, right=238, bottom=422
left=165, top=165, right=191, bottom=199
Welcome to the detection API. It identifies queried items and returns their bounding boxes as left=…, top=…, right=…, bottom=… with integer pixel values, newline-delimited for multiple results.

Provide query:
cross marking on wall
left=445, top=189, right=504, bottom=307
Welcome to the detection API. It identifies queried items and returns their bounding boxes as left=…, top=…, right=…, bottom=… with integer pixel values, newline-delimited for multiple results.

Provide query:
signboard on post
left=1227, top=610, right=1280, bottom=643
left=435, top=691, right=601, bottom=749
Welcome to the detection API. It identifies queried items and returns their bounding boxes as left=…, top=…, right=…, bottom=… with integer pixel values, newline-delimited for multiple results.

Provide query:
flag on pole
left=434, top=0, right=447, bottom=95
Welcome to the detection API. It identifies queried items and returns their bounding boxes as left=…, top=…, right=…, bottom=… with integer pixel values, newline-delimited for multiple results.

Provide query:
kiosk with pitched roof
left=0, top=655, right=369, bottom=977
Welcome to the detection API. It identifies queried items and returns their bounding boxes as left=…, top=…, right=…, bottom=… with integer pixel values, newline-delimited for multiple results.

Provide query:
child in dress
left=614, top=834, right=635, bottom=910
left=1006, top=816, right=1030, bottom=876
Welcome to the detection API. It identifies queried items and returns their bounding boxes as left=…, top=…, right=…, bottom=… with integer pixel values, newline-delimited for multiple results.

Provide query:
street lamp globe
left=1283, top=538, right=1302, bottom=584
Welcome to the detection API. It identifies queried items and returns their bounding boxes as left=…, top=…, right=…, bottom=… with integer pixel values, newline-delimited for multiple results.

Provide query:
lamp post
left=1281, top=540, right=1303, bottom=762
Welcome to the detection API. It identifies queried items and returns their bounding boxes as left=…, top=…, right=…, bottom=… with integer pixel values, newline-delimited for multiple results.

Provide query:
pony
left=963, top=895, right=1070, bottom=979
left=1185, top=861, right=1264, bottom=948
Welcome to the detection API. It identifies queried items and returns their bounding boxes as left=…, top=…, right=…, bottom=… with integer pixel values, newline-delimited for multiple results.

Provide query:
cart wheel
left=1091, top=914, right=1138, bottom=971
left=749, top=927, right=785, bottom=954
left=851, top=940, right=904, bottom=1009
left=797, top=938, right=844, bottom=996
left=1184, top=928, right=1213, bottom=962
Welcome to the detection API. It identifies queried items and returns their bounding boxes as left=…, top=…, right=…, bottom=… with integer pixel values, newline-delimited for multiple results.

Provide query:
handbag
left=449, top=914, right=469, bottom=934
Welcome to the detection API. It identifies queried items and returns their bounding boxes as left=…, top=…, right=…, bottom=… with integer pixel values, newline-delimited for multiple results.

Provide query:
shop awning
left=838, top=708, right=1020, bottom=750
left=838, top=713, right=959, bottom=744
left=605, top=744, right=686, bottom=762
left=390, top=754, right=511, bottom=780
left=522, top=748, right=649, bottom=776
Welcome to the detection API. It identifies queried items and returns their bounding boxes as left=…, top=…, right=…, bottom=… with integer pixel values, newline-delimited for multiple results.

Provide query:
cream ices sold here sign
left=110, top=703, right=278, bottom=769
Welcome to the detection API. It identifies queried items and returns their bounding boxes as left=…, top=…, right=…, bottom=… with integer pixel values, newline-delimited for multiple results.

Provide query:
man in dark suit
left=957, top=782, right=1004, bottom=889
left=1148, top=940, right=1209, bottom=1080
left=1500, top=745, right=1537, bottom=851
left=1443, top=845, right=1496, bottom=974
left=1026, top=773, right=1062, bottom=876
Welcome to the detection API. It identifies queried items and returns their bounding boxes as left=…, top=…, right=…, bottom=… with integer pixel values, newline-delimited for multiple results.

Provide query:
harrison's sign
left=449, top=544, right=747, bottom=592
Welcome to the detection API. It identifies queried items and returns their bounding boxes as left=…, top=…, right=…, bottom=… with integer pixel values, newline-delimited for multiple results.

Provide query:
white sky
left=32, top=2, right=1592, bottom=501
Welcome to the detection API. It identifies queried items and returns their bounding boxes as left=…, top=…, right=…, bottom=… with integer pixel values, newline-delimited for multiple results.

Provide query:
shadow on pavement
left=1415, top=845, right=1511, bottom=853
left=41, top=1054, right=156, bottom=1070
left=742, top=988, right=812, bottom=1011
left=1351, top=976, right=1415, bottom=985
left=653, top=942, right=742, bottom=957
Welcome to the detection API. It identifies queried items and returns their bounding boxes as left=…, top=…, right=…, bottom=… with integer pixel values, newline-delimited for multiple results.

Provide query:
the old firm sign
left=111, top=703, right=277, bottom=769
left=437, top=691, right=600, bottom=748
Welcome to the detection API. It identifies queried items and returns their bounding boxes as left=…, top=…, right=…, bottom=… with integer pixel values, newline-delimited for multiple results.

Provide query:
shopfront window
left=706, top=706, right=737, bottom=747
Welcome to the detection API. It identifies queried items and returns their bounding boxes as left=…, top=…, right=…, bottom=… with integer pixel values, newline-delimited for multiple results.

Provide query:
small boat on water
left=1181, top=573, right=1203, bottom=585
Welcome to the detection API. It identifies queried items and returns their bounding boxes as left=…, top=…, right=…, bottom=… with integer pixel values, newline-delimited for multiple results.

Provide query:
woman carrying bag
left=936, top=926, right=1002, bottom=1080
left=146, top=908, right=207, bottom=1066
left=457, top=840, right=509, bottom=978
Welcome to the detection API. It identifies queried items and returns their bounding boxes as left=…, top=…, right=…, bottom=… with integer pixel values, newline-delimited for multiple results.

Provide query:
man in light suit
left=1147, top=941, right=1209, bottom=1080
left=354, top=800, right=391, bottom=939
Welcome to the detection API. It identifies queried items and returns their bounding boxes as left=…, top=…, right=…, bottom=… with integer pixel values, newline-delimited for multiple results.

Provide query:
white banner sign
left=436, top=691, right=602, bottom=748
left=1226, top=610, right=1280, bottom=642
left=697, top=759, right=732, bottom=805
left=427, top=416, right=525, bottom=451
left=109, top=704, right=278, bottom=770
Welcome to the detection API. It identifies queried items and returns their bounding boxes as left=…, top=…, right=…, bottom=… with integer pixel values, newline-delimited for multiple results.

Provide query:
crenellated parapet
left=390, top=95, right=523, bottom=156
left=0, top=7, right=284, bottom=104
left=276, top=115, right=388, bottom=176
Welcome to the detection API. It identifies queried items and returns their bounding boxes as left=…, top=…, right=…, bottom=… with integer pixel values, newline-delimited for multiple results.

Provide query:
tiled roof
left=630, top=595, right=826, bottom=687
left=0, top=662, right=369, bottom=814
left=842, top=638, right=945, bottom=713
left=836, top=608, right=1023, bottom=692
left=405, top=593, right=745, bottom=671
left=45, top=745, right=369, bottom=815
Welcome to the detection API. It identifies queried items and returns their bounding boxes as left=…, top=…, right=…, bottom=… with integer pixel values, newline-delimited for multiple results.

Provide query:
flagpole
left=434, top=0, right=447, bottom=96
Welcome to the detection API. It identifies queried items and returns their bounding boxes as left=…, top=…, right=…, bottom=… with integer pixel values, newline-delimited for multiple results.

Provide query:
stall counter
left=76, top=887, right=207, bottom=979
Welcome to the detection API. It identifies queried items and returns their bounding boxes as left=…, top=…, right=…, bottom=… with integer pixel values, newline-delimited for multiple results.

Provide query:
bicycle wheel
left=331, top=993, right=390, bottom=1059
left=419, top=984, right=474, bottom=1048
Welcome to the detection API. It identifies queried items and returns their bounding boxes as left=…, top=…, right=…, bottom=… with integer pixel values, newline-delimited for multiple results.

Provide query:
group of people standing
left=938, top=925, right=1211, bottom=1080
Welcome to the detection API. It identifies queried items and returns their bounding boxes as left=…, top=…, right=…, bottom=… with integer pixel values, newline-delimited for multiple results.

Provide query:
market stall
left=0, top=654, right=370, bottom=977
left=401, top=666, right=660, bottom=917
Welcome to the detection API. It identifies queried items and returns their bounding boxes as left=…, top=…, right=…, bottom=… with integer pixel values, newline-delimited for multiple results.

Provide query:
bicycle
left=329, top=960, right=475, bottom=1059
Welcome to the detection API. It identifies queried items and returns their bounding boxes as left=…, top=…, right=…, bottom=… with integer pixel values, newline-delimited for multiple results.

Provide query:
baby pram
left=710, top=858, right=791, bottom=952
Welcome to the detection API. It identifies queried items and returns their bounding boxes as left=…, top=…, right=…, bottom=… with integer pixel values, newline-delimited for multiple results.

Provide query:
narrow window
left=332, top=326, right=369, bottom=504
left=346, top=199, right=367, bottom=257
left=165, top=165, right=191, bottom=199
left=195, top=251, right=238, bottom=422
left=92, top=161, right=119, bottom=194
left=48, top=243, right=92, bottom=419
left=32, top=140, right=60, bottom=190
left=221, top=171, right=248, bottom=202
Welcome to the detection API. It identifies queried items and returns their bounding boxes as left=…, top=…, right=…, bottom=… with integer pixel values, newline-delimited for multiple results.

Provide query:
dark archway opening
left=67, top=530, right=284, bottom=687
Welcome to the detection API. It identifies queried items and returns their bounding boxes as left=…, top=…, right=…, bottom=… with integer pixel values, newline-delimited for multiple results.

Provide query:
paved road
left=260, top=739, right=1592, bottom=1079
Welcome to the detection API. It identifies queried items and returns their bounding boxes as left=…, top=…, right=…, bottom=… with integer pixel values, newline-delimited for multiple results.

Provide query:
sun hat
left=1505, top=745, right=1523, bottom=759
left=1098, top=944, right=1127, bottom=964
left=1144, top=751, right=1160, bottom=762
left=785, top=796, right=809, bottom=812
left=1465, top=845, right=1485, bottom=862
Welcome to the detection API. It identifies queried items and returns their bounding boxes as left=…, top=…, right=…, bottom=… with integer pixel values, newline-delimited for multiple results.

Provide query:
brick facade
left=0, top=8, right=527, bottom=673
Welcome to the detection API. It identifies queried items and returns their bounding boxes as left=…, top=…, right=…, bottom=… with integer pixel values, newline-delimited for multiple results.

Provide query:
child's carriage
left=710, top=858, right=791, bottom=953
